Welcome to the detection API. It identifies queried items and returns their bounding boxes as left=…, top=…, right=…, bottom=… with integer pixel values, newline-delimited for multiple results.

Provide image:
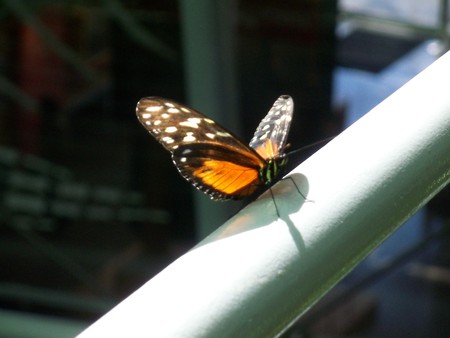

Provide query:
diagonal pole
left=78, top=51, right=450, bottom=338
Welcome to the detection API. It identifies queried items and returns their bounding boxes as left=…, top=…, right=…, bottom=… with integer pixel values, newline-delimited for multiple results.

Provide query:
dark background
left=0, top=1, right=449, bottom=336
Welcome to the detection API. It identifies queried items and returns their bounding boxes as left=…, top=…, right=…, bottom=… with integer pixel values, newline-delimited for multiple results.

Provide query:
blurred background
left=0, top=0, right=449, bottom=337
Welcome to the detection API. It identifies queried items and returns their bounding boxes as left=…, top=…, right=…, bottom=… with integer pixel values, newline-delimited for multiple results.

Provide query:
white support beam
left=78, top=52, right=450, bottom=337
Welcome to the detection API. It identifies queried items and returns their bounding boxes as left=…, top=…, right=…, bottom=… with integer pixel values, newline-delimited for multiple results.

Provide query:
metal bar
left=439, top=0, right=450, bottom=49
left=292, top=222, right=450, bottom=334
left=339, top=11, right=444, bottom=38
left=102, top=0, right=177, bottom=62
left=0, top=308, right=86, bottom=338
left=77, top=51, right=450, bottom=338
left=4, top=0, right=98, bottom=82
left=178, top=0, right=240, bottom=238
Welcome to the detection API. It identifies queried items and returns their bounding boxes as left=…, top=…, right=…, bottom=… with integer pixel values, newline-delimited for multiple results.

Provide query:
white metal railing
left=77, top=51, right=450, bottom=337
left=339, top=0, right=449, bottom=48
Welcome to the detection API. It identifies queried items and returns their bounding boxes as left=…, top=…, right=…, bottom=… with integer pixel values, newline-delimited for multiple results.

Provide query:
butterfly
left=136, top=95, right=298, bottom=205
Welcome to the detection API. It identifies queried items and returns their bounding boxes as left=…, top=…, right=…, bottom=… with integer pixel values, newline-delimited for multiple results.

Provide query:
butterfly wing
left=172, top=143, right=262, bottom=200
left=136, top=97, right=265, bottom=200
left=249, top=95, right=294, bottom=160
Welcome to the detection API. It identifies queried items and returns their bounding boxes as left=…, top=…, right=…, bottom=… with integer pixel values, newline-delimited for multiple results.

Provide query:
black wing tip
left=279, top=95, right=292, bottom=101
left=137, top=96, right=160, bottom=106
left=136, top=97, right=168, bottom=118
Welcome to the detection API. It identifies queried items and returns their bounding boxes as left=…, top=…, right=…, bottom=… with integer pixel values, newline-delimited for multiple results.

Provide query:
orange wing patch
left=194, top=160, right=260, bottom=195
left=254, top=139, right=280, bottom=160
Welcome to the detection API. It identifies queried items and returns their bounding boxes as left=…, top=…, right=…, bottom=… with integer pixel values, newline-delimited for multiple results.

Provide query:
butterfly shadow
left=201, top=173, right=309, bottom=254
left=269, top=172, right=309, bottom=253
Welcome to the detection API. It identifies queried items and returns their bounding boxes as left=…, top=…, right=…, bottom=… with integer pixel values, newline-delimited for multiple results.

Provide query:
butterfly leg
left=283, top=176, right=314, bottom=203
left=269, top=187, right=281, bottom=218
left=269, top=177, right=313, bottom=218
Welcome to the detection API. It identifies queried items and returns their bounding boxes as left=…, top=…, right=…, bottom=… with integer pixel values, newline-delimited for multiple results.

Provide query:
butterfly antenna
left=280, top=136, right=333, bottom=206
left=285, top=135, right=335, bottom=157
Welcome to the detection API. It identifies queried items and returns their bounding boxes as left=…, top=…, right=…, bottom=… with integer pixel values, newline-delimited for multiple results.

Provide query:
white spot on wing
left=167, top=108, right=180, bottom=113
left=162, top=113, right=170, bottom=119
left=183, top=133, right=196, bottom=142
left=181, top=107, right=191, bottom=113
left=146, top=106, right=162, bottom=112
left=216, top=131, right=231, bottom=137
left=204, top=118, right=215, bottom=124
left=180, top=157, right=187, bottom=162
left=206, top=133, right=215, bottom=139
left=165, top=126, right=178, bottom=133
left=162, top=136, right=174, bottom=144
left=154, top=120, right=161, bottom=125
left=142, top=113, right=151, bottom=119
left=145, top=121, right=151, bottom=126
left=164, top=102, right=175, bottom=108
left=188, top=117, right=202, bottom=124
left=179, top=121, right=199, bottom=128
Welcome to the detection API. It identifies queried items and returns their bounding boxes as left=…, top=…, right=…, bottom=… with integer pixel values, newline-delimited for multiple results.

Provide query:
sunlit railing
left=77, top=50, right=450, bottom=338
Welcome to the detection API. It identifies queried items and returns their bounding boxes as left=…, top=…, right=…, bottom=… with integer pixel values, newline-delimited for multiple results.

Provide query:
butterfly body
left=136, top=95, right=293, bottom=201
left=260, top=156, right=288, bottom=186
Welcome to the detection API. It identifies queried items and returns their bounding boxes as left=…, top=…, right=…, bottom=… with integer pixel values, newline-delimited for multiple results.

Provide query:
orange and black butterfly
left=136, top=95, right=295, bottom=202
